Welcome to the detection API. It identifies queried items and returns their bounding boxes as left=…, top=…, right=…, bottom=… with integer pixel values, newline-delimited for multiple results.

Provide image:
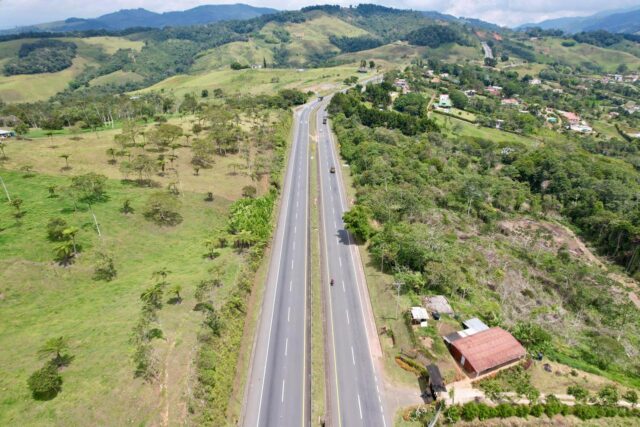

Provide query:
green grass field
left=0, top=108, right=282, bottom=425
left=138, top=66, right=373, bottom=99
left=89, top=70, right=145, bottom=87
left=531, top=38, right=640, bottom=73
left=0, top=169, right=243, bottom=425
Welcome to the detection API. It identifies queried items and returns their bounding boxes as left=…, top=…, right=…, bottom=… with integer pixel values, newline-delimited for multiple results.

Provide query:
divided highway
left=316, top=101, right=389, bottom=427
left=243, top=100, right=318, bottom=427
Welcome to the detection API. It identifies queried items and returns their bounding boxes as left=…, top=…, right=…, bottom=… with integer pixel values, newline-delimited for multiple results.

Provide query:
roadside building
left=426, top=364, right=447, bottom=400
left=501, top=98, right=520, bottom=106
left=0, top=129, right=16, bottom=138
left=410, top=307, right=429, bottom=326
left=463, top=318, right=489, bottom=332
left=424, top=295, right=454, bottom=315
left=558, top=111, right=580, bottom=125
left=438, top=94, right=452, bottom=108
left=486, top=85, right=502, bottom=96
left=448, top=327, right=526, bottom=378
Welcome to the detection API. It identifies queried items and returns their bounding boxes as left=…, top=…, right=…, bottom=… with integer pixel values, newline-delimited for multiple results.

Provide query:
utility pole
left=394, top=281, right=404, bottom=319
left=0, top=175, right=11, bottom=202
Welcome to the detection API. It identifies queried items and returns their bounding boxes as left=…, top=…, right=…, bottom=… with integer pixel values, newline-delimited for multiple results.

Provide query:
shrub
left=27, top=363, right=62, bottom=400
left=47, top=217, right=68, bottom=241
left=143, top=192, right=182, bottom=226
left=93, top=253, right=117, bottom=281
left=461, top=402, right=480, bottom=421
left=567, top=384, right=589, bottom=402
left=598, top=385, right=619, bottom=405
left=242, top=185, right=257, bottom=198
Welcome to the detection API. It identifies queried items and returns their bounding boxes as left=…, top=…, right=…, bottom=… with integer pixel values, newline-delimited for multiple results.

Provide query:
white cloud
left=1, top=0, right=640, bottom=29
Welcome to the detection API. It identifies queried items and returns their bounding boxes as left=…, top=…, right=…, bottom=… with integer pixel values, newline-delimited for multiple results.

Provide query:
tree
left=27, top=363, right=62, bottom=400
left=484, top=57, right=497, bottom=67
left=263, top=57, right=267, bottom=69
left=10, top=197, right=24, bottom=217
left=169, top=284, right=182, bottom=303
left=70, top=173, right=107, bottom=203
left=121, top=199, right=134, bottom=214
left=15, top=122, right=29, bottom=138
left=201, top=89, right=209, bottom=98
left=449, top=89, right=468, bottom=109
left=567, top=385, right=589, bottom=403
left=62, top=226, right=79, bottom=256
left=598, top=385, right=619, bottom=405
left=369, top=60, right=375, bottom=69
left=37, top=336, right=69, bottom=366
left=143, top=192, right=182, bottom=226
left=242, top=185, right=257, bottom=198
left=343, top=205, right=374, bottom=241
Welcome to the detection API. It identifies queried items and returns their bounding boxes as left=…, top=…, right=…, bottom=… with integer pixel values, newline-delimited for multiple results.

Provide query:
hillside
left=1, top=4, right=278, bottom=34
left=521, top=7, right=640, bottom=34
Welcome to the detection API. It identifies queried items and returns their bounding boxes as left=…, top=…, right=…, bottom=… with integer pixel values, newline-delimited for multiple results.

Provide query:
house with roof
left=485, top=85, right=502, bottom=96
left=0, top=129, right=16, bottom=138
left=394, top=78, right=410, bottom=94
left=424, top=295, right=454, bottom=315
left=438, top=94, right=452, bottom=108
left=447, top=327, right=526, bottom=378
left=558, top=111, right=580, bottom=125
left=501, top=98, right=520, bottom=107
left=410, top=307, right=429, bottom=326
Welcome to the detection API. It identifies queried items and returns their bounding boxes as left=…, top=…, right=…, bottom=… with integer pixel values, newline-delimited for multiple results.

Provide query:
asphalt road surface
left=316, top=101, right=389, bottom=427
left=242, top=100, right=318, bottom=427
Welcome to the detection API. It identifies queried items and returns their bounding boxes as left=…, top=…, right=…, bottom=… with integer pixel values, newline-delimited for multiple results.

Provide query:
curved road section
left=316, top=101, right=390, bottom=427
left=243, top=100, right=318, bottom=427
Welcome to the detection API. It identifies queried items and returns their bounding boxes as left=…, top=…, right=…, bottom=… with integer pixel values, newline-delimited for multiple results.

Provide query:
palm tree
left=62, top=227, right=79, bottom=255
left=60, top=154, right=70, bottom=169
left=55, top=241, right=74, bottom=263
left=38, top=336, right=69, bottom=366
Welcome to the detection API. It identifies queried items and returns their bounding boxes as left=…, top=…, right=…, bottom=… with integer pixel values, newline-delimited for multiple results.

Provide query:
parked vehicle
left=330, top=166, right=335, bottom=173
left=322, top=117, right=327, bottom=124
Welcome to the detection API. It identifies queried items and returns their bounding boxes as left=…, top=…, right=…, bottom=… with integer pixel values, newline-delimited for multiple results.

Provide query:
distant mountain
left=1, top=4, right=278, bottom=34
left=519, top=7, right=640, bottom=34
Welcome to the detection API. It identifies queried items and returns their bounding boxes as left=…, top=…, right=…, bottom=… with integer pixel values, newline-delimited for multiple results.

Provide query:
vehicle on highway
left=330, top=278, right=334, bottom=286
left=322, top=117, right=327, bottom=124
left=330, top=166, right=335, bottom=173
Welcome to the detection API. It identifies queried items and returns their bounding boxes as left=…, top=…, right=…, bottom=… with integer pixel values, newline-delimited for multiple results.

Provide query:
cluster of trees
left=4, top=39, right=77, bottom=75
left=329, top=88, right=438, bottom=136
left=404, top=24, right=470, bottom=48
left=329, top=35, right=383, bottom=52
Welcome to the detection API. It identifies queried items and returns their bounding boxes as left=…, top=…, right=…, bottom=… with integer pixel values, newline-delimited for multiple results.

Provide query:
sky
left=2, top=0, right=640, bottom=29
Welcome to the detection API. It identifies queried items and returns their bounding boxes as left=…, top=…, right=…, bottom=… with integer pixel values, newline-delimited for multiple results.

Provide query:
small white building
left=411, top=307, right=430, bottom=326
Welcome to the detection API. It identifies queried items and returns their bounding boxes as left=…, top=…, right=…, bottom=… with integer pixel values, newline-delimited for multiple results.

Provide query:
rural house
left=447, top=327, right=526, bottom=378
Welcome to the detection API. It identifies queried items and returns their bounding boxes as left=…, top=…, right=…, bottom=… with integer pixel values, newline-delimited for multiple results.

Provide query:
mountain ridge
left=1, top=4, right=279, bottom=34
left=519, top=7, right=640, bottom=34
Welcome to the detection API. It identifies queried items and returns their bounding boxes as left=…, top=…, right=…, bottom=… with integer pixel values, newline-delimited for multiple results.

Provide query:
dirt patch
left=498, top=219, right=601, bottom=266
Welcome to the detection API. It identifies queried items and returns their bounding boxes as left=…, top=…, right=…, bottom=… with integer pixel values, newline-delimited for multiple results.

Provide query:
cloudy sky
left=2, top=0, right=640, bottom=29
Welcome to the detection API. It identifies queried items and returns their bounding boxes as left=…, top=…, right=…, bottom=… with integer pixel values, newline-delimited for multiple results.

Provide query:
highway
left=315, top=101, right=389, bottom=427
left=242, top=99, right=318, bottom=427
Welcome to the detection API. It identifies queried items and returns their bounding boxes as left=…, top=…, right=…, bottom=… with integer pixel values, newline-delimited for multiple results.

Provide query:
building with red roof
left=448, top=327, right=526, bottom=377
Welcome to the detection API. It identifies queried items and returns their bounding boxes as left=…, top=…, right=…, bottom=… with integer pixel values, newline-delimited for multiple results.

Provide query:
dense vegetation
left=330, top=81, right=640, bottom=386
left=329, top=35, right=382, bottom=53
left=405, top=25, right=470, bottom=48
left=3, top=39, right=77, bottom=75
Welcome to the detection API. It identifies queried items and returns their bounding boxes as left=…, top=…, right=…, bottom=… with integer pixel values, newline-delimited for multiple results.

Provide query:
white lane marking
left=285, top=338, right=288, bottom=356
left=297, top=201, right=299, bottom=208
left=376, top=384, right=380, bottom=393
left=338, top=258, right=342, bottom=267
left=291, top=260, right=294, bottom=270
left=289, top=280, right=292, bottom=292
left=333, top=220, right=337, bottom=229
left=293, top=241, right=296, bottom=250
left=346, top=309, right=350, bottom=325
left=281, top=379, right=285, bottom=403
left=342, top=280, right=346, bottom=292
left=296, top=212, right=298, bottom=220
left=332, top=207, right=335, bottom=215
left=288, top=306, right=291, bottom=322
left=357, top=394, right=363, bottom=419
left=294, top=225, right=297, bottom=234
left=351, top=346, right=355, bottom=365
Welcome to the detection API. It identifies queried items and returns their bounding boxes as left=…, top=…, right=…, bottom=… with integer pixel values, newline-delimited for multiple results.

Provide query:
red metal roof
left=451, top=327, right=526, bottom=374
